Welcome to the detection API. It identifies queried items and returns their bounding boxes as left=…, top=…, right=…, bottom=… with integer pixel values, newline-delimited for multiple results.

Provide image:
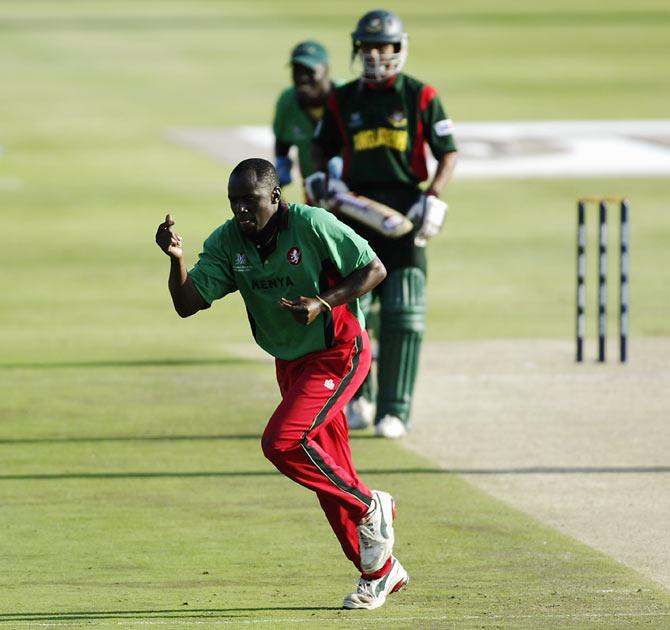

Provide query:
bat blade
left=331, top=191, right=413, bottom=238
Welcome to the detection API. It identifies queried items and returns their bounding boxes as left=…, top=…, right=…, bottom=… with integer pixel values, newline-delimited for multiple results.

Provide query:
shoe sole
left=342, top=571, right=409, bottom=610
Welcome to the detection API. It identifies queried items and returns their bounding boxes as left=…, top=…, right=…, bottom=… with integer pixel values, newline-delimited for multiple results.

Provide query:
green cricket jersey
left=272, top=82, right=342, bottom=178
left=314, top=73, right=457, bottom=192
left=188, top=202, right=375, bottom=361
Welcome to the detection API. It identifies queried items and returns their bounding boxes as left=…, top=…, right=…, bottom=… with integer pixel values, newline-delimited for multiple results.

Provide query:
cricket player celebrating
left=155, top=159, right=408, bottom=609
left=312, top=9, right=458, bottom=439
left=273, top=40, right=338, bottom=189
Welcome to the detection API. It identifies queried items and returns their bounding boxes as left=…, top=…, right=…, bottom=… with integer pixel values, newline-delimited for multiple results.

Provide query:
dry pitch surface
left=406, top=337, right=670, bottom=590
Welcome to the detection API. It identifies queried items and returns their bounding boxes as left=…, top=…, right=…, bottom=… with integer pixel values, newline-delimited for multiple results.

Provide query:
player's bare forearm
left=427, top=151, right=458, bottom=197
left=321, top=257, right=386, bottom=308
left=168, top=257, right=206, bottom=318
left=155, top=213, right=208, bottom=318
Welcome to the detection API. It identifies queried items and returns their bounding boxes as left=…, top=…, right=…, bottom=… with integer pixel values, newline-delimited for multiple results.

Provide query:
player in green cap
left=155, top=158, right=409, bottom=609
left=273, top=41, right=341, bottom=193
left=313, top=9, right=458, bottom=439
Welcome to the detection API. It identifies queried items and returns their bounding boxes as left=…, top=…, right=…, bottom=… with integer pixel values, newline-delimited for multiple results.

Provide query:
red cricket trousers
left=261, top=332, right=373, bottom=571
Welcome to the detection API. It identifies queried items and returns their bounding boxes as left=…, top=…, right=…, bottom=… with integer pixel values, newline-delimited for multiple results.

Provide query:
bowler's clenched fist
left=156, top=213, right=184, bottom=258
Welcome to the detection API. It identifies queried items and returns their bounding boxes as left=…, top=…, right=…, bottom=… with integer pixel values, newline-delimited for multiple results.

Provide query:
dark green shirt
left=314, top=73, right=456, bottom=191
left=188, top=203, right=375, bottom=361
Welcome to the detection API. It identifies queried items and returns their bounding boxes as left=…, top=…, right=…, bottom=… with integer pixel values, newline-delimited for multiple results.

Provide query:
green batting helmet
left=351, top=9, right=408, bottom=82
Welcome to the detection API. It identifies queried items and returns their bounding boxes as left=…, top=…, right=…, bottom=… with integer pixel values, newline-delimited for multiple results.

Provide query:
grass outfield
left=1, top=0, right=669, bottom=626
left=1, top=364, right=669, bottom=628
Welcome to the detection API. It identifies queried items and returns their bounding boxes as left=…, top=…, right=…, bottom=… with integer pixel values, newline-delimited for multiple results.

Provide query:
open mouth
left=236, top=215, right=255, bottom=228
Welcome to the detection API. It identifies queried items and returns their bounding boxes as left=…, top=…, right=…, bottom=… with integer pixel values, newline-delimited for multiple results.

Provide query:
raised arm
left=155, top=213, right=208, bottom=318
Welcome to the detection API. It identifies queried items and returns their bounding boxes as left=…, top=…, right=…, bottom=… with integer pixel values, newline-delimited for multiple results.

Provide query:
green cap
left=290, top=40, right=329, bottom=69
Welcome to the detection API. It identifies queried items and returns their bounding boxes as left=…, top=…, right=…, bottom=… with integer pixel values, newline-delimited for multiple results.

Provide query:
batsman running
left=311, top=9, right=458, bottom=439
left=155, top=158, right=408, bottom=609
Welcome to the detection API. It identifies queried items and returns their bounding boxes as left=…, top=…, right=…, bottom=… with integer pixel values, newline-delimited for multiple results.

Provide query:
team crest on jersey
left=387, top=110, right=407, bottom=128
left=287, top=247, right=302, bottom=265
left=233, top=252, right=252, bottom=272
left=348, top=112, right=363, bottom=128
left=324, top=379, right=335, bottom=390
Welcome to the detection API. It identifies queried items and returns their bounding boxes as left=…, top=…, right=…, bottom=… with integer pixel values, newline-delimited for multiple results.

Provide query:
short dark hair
left=230, top=158, right=279, bottom=191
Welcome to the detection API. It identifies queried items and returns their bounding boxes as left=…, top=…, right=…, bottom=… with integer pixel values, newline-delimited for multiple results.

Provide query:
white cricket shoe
left=357, top=490, right=395, bottom=573
left=346, top=396, right=375, bottom=430
left=375, top=414, right=407, bottom=439
left=343, top=556, right=409, bottom=610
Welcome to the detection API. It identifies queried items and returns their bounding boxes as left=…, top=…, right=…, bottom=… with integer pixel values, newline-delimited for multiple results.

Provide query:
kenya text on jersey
left=251, top=276, right=295, bottom=290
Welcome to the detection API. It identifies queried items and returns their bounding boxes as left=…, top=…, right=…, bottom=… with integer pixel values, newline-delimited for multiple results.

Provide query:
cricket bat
left=329, top=191, right=414, bottom=238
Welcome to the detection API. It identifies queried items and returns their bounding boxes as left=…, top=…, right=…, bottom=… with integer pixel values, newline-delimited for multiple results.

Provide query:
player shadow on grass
left=0, top=357, right=267, bottom=369
left=0, top=433, right=380, bottom=446
left=0, top=467, right=445, bottom=481
left=0, top=607, right=342, bottom=622
left=1, top=466, right=667, bottom=483
left=0, top=433, right=264, bottom=445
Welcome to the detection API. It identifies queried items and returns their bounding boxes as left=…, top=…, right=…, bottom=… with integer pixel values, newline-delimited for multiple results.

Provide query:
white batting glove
left=326, top=156, right=348, bottom=197
left=327, top=156, right=343, bottom=179
left=304, top=171, right=328, bottom=207
left=328, top=177, right=348, bottom=196
left=407, top=194, right=449, bottom=247
left=304, top=170, right=349, bottom=209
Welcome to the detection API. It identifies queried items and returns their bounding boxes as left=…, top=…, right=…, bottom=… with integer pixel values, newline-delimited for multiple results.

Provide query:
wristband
left=315, top=295, right=332, bottom=312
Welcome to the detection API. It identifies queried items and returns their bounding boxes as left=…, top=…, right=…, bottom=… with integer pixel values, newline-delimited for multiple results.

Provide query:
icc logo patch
left=324, top=379, right=335, bottom=390
left=233, top=252, right=252, bottom=272
left=287, top=247, right=302, bottom=265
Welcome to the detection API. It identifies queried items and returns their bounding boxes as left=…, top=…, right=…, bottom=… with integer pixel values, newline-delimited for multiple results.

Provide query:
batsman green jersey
left=188, top=202, right=375, bottom=361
